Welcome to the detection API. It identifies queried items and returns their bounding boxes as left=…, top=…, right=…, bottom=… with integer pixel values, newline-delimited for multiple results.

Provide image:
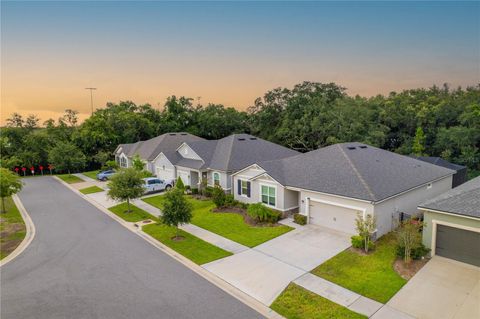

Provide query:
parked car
left=142, top=177, right=173, bottom=194
left=96, top=170, right=116, bottom=181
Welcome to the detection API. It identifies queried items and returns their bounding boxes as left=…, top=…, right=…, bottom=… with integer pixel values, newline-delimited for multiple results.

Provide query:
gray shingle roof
left=413, top=156, right=466, bottom=172
left=419, top=176, right=480, bottom=218
left=206, top=134, right=299, bottom=172
left=117, top=133, right=204, bottom=161
left=256, top=142, right=455, bottom=202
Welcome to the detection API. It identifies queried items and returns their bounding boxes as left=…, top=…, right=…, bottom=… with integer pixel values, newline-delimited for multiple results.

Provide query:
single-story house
left=114, top=132, right=205, bottom=177
left=419, top=176, right=480, bottom=267
left=173, top=134, right=299, bottom=191
left=232, top=143, right=455, bottom=238
left=413, top=156, right=467, bottom=188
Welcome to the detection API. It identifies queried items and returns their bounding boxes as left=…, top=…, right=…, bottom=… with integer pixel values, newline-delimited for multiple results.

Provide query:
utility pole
left=85, top=87, right=97, bottom=114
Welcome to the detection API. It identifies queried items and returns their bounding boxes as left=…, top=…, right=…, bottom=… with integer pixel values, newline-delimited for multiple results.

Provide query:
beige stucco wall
left=422, top=210, right=480, bottom=252
left=374, top=176, right=453, bottom=236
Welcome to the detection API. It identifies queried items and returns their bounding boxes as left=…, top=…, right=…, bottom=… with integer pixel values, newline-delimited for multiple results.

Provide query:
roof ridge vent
left=347, top=146, right=356, bottom=150
left=359, top=145, right=367, bottom=149
left=169, top=133, right=177, bottom=136
left=249, top=137, right=257, bottom=140
left=238, top=138, right=246, bottom=141
left=180, top=133, right=187, bottom=135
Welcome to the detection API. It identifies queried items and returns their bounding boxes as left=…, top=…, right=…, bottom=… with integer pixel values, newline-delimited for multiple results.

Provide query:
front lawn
left=142, top=195, right=293, bottom=247
left=143, top=223, right=232, bottom=265
left=0, top=197, right=26, bottom=260
left=311, top=233, right=406, bottom=303
left=79, top=186, right=104, bottom=194
left=109, top=203, right=159, bottom=223
left=57, top=174, right=84, bottom=184
left=271, top=283, right=366, bottom=319
left=82, top=170, right=100, bottom=180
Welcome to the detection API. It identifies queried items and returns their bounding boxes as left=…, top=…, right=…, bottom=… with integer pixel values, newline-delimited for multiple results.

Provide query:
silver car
left=142, top=177, right=173, bottom=194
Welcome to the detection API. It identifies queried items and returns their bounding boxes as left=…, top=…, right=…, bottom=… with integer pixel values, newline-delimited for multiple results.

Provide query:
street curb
left=54, top=176, right=284, bottom=319
left=0, top=194, right=36, bottom=267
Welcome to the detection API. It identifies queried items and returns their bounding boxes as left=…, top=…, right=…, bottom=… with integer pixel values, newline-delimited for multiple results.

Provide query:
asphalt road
left=1, top=177, right=264, bottom=319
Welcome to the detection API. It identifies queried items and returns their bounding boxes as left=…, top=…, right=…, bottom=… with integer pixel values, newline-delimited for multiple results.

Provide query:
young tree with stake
left=161, top=188, right=192, bottom=240
left=355, top=213, right=377, bottom=253
left=107, top=168, right=144, bottom=213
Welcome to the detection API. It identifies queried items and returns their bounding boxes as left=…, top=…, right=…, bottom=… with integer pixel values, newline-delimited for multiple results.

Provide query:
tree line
left=1, top=82, right=479, bottom=178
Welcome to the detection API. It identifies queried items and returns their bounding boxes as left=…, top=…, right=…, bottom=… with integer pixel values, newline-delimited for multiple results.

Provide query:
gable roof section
left=419, top=176, right=480, bottom=219
left=256, top=142, right=455, bottom=202
left=208, top=134, right=299, bottom=172
left=117, top=133, right=205, bottom=161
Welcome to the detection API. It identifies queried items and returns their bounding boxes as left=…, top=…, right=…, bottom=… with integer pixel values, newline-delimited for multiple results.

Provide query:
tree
left=212, top=185, right=226, bottom=208
left=107, top=168, right=144, bottom=213
left=24, top=115, right=40, bottom=130
left=412, top=127, right=426, bottom=156
left=131, top=154, right=145, bottom=171
left=48, top=142, right=86, bottom=174
left=6, top=113, right=24, bottom=128
left=0, top=168, right=23, bottom=213
left=396, top=219, right=424, bottom=264
left=94, top=151, right=111, bottom=168
left=63, top=109, right=79, bottom=127
left=175, top=176, right=185, bottom=191
left=355, top=213, right=377, bottom=253
left=161, top=188, right=192, bottom=239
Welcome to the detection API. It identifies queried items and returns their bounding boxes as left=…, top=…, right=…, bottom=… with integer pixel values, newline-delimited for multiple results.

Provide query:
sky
left=1, top=1, right=479, bottom=124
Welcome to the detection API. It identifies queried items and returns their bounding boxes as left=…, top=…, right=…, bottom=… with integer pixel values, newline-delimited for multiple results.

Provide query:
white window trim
left=240, top=179, right=249, bottom=197
left=259, top=183, right=277, bottom=208
left=430, top=219, right=480, bottom=257
left=212, top=171, right=221, bottom=187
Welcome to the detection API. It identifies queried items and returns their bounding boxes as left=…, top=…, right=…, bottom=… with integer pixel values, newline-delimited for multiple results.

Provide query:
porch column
left=305, top=197, right=310, bottom=223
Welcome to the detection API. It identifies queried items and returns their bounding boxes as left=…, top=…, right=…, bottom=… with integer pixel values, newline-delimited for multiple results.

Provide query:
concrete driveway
left=203, top=223, right=350, bottom=305
left=1, top=177, right=263, bottom=319
left=386, top=256, right=480, bottom=319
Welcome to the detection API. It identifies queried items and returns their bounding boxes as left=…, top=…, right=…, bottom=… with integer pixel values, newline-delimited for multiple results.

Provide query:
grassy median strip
left=109, top=203, right=159, bottom=223
left=143, top=223, right=232, bottom=265
left=0, top=197, right=26, bottom=260
left=271, top=283, right=366, bottom=319
left=82, top=170, right=100, bottom=180
left=79, top=186, right=104, bottom=194
left=311, top=233, right=406, bottom=303
left=143, top=195, right=293, bottom=247
left=57, top=174, right=84, bottom=184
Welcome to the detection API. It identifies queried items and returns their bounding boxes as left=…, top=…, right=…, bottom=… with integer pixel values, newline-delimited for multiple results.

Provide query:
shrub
left=247, top=203, right=280, bottom=223
left=204, top=186, right=214, bottom=198
left=351, top=235, right=375, bottom=251
left=293, top=213, right=307, bottom=225
left=104, top=160, right=119, bottom=170
left=212, top=185, right=226, bottom=207
left=396, top=218, right=425, bottom=264
left=224, top=194, right=238, bottom=207
left=191, top=188, right=199, bottom=195
left=396, top=243, right=429, bottom=260
left=175, top=177, right=185, bottom=191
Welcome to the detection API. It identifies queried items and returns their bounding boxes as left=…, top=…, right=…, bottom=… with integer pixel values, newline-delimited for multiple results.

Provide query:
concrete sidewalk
left=181, top=223, right=249, bottom=254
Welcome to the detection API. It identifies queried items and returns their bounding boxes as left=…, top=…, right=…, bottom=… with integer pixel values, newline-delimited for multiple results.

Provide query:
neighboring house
left=419, top=176, right=480, bottom=267
left=114, top=133, right=205, bottom=178
left=232, top=143, right=455, bottom=237
left=413, top=156, right=467, bottom=188
left=174, top=134, right=299, bottom=191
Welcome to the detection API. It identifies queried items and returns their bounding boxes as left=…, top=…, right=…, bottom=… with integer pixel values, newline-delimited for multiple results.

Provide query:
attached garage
left=308, top=200, right=361, bottom=235
left=435, top=224, right=480, bottom=267
left=156, top=166, right=174, bottom=181
left=177, top=170, right=190, bottom=185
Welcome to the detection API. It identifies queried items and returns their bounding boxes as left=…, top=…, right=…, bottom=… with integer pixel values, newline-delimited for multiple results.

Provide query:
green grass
left=0, top=197, right=26, bottom=260
left=311, top=233, right=406, bottom=303
left=142, top=195, right=293, bottom=247
left=57, top=174, right=84, bottom=184
left=82, top=170, right=100, bottom=180
left=108, top=203, right=159, bottom=223
left=271, top=283, right=367, bottom=319
left=143, top=223, right=232, bottom=265
left=79, top=186, right=104, bottom=194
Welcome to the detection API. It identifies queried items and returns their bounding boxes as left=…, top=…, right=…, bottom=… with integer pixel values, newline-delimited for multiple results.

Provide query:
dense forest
left=1, top=82, right=479, bottom=178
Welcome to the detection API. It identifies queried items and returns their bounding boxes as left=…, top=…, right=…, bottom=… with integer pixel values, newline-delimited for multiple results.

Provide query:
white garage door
left=309, top=201, right=359, bottom=234
left=156, top=166, right=174, bottom=181
left=177, top=170, right=190, bottom=185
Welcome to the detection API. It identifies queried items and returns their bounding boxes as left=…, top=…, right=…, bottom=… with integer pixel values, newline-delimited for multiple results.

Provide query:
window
left=261, top=185, right=276, bottom=207
left=213, top=172, right=220, bottom=186
left=120, top=156, right=127, bottom=168
left=241, top=180, right=248, bottom=196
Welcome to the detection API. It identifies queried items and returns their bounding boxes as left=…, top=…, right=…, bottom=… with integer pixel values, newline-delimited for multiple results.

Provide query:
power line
left=85, top=87, right=97, bottom=114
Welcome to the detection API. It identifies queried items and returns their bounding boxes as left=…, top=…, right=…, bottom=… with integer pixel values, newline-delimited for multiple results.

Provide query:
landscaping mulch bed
left=394, top=257, right=429, bottom=280
left=212, top=206, right=283, bottom=227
